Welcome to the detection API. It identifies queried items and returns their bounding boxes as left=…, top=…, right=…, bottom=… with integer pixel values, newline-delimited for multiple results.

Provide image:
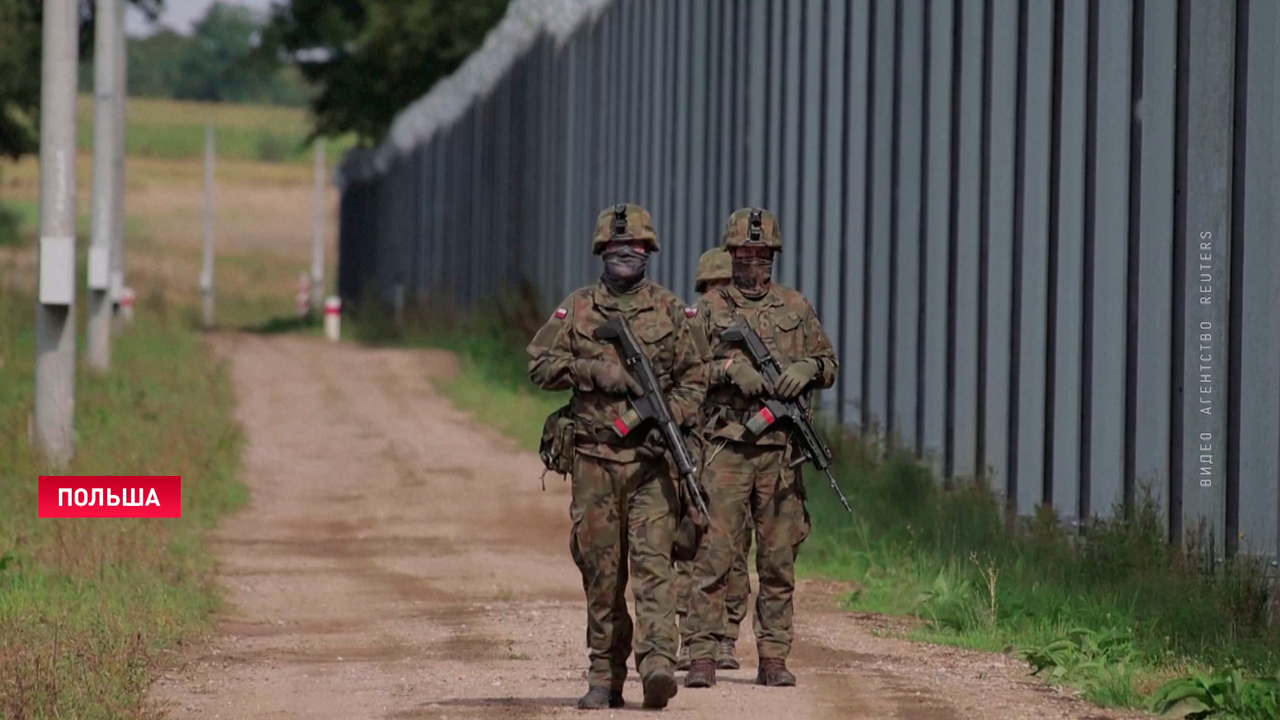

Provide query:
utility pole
left=33, top=0, right=80, bottom=467
left=88, top=0, right=119, bottom=370
left=111, top=0, right=127, bottom=332
left=311, top=139, right=326, bottom=316
left=201, top=123, right=215, bottom=329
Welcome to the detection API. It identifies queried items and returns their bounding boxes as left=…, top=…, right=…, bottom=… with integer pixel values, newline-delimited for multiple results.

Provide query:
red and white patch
left=684, top=307, right=698, bottom=318
left=553, top=307, right=568, bottom=319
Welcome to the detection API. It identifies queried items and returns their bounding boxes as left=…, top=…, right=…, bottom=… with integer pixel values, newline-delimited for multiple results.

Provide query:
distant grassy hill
left=74, top=95, right=361, bottom=164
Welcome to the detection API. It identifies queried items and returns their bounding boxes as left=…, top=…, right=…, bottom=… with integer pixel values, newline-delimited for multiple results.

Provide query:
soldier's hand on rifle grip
left=725, top=358, right=770, bottom=398
left=775, top=359, right=819, bottom=399
left=586, top=359, right=644, bottom=396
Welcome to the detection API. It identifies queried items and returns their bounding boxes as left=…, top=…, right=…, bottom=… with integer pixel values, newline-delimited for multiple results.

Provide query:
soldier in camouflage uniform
left=683, top=208, right=838, bottom=689
left=527, top=204, right=709, bottom=710
left=675, top=248, right=754, bottom=673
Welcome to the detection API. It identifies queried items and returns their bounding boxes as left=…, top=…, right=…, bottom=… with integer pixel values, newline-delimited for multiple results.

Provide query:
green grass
left=314, top=285, right=1280, bottom=719
left=0, top=288, right=246, bottom=719
left=75, top=95, right=360, bottom=164
left=338, top=283, right=568, bottom=453
left=795, top=438, right=1279, bottom=716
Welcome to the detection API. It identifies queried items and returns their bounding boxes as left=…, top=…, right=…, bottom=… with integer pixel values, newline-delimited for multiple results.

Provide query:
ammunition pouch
left=538, top=404, right=576, bottom=476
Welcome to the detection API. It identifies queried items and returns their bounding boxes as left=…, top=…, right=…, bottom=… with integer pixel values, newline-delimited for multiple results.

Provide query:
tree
left=254, top=0, right=509, bottom=143
left=0, top=0, right=163, bottom=160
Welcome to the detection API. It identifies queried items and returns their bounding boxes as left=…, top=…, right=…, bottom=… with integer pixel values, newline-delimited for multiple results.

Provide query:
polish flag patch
left=684, top=307, right=698, bottom=318
left=554, top=307, right=568, bottom=319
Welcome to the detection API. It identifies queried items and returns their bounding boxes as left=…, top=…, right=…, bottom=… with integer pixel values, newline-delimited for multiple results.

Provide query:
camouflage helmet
left=721, top=207, right=782, bottom=251
left=592, top=203, right=659, bottom=254
left=695, top=247, right=732, bottom=292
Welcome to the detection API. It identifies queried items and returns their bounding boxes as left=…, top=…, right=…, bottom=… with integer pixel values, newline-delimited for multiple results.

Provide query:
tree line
left=1, top=0, right=511, bottom=161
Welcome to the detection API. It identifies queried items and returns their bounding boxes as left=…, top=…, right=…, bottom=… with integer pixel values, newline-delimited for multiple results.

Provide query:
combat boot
left=756, top=657, right=796, bottom=687
left=715, top=637, right=740, bottom=670
left=576, top=686, right=625, bottom=709
left=675, top=644, right=691, bottom=671
left=641, top=666, right=678, bottom=709
left=683, top=658, right=716, bottom=688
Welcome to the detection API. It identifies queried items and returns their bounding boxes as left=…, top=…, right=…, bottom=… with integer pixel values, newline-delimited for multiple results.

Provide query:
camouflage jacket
left=696, top=284, right=838, bottom=446
left=527, top=281, right=709, bottom=463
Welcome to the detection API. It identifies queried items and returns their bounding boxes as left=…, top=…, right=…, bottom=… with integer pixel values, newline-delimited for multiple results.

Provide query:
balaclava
left=732, top=249, right=773, bottom=299
left=602, top=243, right=649, bottom=295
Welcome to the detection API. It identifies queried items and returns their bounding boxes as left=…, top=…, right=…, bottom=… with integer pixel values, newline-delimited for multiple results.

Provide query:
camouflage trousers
left=684, top=441, right=810, bottom=661
left=675, top=520, right=753, bottom=643
left=569, top=449, right=680, bottom=689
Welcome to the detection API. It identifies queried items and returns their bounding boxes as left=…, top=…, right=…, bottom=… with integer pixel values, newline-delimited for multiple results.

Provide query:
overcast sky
left=125, top=0, right=275, bottom=37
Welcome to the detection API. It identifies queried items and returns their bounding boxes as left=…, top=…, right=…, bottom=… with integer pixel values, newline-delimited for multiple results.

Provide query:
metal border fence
left=336, top=0, right=1280, bottom=565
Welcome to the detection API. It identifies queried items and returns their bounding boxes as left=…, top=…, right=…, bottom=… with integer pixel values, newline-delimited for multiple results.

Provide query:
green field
left=0, top=288, right=246, bottom=718
left=75, top=95, right=360, bottom=164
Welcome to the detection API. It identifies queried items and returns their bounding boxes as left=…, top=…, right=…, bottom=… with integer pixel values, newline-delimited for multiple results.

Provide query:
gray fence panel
left=840, top=0, right=871, bottom=428
left=893, top=0, right=924, bottom=449
left=1134, top=0, right=1176, bottom=519
left=670, top=0, right=690, bottom=290
left=1015, top=0, right=1053, bottom=515
left=800, top=0, right=823, bottom=299
left=715, top=0, right=734, bottom=288
left=868, top=0, right=895, bottom=430
left=768, top=0, right=784, bottom=222
left=820, top=0, right=848, bottom=415
left=778, top=0, right=802, bottom=290
left=747, top=0, right=768, bottom=206
left=335, top=0, right=1279, bottom=562
left=688, top=0, right=710, bottom=285
left=952, top=0, right=984, bottom=478
left=1087, top=0, right=1134, bottom=519
left=1181, top=0, right=1234, bottom=554
left=1238, top=0, right=1280, bottom=560
left=984, top=0, right=1017, bottom=490
left=921, top=0, right=953, bottom=469
left=1051, top=0, right=1087, bottom=524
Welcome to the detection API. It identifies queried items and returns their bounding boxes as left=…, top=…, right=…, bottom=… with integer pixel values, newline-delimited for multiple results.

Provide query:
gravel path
left=151, top=333, right=1149, bottom=720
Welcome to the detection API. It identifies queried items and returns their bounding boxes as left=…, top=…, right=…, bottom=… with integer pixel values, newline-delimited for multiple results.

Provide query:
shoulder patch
left=553, top=307, right=568, bottom=319
left=684, top=307, right=698, bottom=318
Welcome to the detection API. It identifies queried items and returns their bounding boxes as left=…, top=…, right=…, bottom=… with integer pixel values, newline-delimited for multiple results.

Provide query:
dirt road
left=152, top=334, right=1146, bottom=720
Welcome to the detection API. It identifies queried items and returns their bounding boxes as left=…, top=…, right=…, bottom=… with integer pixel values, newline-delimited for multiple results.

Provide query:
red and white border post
left=324, top=296, right=341, bottom=341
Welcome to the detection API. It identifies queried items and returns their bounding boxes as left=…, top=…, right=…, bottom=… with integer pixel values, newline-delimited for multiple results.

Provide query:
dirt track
left=152, top=334, right=1148, bottom=720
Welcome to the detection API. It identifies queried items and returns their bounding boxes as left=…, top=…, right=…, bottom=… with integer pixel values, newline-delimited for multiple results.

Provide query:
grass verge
left=335, top=285, right=567, bottom=452
left=0, top=289, right=246, bottom=719
left=331, top=288, right=1280, bottom=719
left=798, top=438, right=1279, bottom=717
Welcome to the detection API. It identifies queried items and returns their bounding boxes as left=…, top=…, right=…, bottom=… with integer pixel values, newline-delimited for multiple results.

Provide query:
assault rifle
left=720, top=320, right=853, bottom=513
left=594, top=316, right=710, bottom=523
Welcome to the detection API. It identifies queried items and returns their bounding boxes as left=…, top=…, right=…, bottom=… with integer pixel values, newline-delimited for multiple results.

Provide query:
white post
left=324, top=296, right=341, bottom=341
left=201, top=123, right=215, bottom=329
left=87, top=0, right=119, bottom=370
left=311, top=139, right=326, bottom=317
left=111, top=0, right=127, bottom=332
left=33, top=0, right=80, bottom=467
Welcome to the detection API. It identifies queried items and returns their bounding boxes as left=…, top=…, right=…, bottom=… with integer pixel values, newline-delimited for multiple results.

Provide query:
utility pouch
left=538, top=404, right=576, bottom=483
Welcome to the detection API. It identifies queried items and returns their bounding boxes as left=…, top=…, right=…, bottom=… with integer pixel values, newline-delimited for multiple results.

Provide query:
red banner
left=38, top=476, right=183, bottom=518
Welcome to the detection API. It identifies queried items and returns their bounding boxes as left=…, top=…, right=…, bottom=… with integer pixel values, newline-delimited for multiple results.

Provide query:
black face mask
left=732, top=255, right=773, bottom=298
left=601, top=245, right=649, bottom=294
